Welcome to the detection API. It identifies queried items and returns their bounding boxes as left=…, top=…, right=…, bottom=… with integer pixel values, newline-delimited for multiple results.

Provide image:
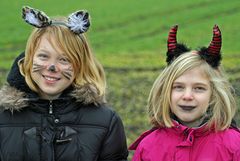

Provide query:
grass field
left=1, top=0, right=240, bottom=54
left=0, top=0, right=240, bottom=159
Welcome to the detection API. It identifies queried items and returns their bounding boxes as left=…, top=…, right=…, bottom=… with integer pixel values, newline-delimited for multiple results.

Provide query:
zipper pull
left=49, top=100, right=53, bottom=114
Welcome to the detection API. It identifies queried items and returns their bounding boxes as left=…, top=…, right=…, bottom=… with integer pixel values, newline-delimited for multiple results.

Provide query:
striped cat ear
left=67, top=10, right=90, bottom=34
left=22, top=6, right=52, bottom=28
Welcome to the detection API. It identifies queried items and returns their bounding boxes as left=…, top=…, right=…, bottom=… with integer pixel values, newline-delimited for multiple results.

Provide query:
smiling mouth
left=43, top=75, right=61, bottom=81
left=179, top=105, right=196, bottom=111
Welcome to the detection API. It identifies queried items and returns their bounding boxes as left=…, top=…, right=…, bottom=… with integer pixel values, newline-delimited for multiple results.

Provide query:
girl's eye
left=37, top=53, right=48, bottom=59
left=194, top=87, right=206, bottom=92
left=172, top=85, right=184, bottom=91
left=59, top=57, right=70, bottom=64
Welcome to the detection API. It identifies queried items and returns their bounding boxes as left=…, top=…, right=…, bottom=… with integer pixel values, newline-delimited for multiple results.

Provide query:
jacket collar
left=128, top=122, right=212, bottom=151
left=171, top=120, right=212, bottom=137
left=0, top=83, right=106, bottom=112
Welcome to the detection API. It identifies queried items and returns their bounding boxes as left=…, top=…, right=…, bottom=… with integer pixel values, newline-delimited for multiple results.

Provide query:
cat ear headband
left=166, top=25, right=222, bottom=68
left=22, top=6, right=90, bottom=34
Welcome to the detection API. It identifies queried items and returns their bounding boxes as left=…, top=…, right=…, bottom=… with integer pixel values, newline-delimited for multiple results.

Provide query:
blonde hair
left=19, top=25, right=106, bottom=97
left=148, top=52, right=236, bottom=131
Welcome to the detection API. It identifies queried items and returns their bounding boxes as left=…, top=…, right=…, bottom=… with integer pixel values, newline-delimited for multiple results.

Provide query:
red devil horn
left=207, top=25, right=222, bottom=55
left=167, top=25, right=178, bottom=52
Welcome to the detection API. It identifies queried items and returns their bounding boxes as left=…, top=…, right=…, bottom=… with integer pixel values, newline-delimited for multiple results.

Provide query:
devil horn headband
left=22, top=6, right=90, bottom=34
left=167, top=25, right=178, bottom=52
left=207, top=25, right=222, bottom=55
left=166, top=25, right=222, bottom=68
left=166, top=25, right=191, bottom=65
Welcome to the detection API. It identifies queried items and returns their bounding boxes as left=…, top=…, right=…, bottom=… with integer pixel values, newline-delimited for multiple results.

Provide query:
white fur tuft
left=25, top=12, right=42, bottom=27
left=67, top=11, right=90, bottom=34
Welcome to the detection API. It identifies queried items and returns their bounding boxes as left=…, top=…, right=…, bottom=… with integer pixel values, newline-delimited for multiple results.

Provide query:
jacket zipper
left=49, top=100, right=53, bottom=114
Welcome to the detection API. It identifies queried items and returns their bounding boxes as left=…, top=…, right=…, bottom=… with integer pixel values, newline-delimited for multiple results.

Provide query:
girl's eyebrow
left=59, top=54, right=68, bottom=58
left=36, top=49, right=66, bottom=56
left=36, top=49, right=50, bottom=54
left=173, top=81, right=209, bottom=87
left=172, top=82, right=183, bottom=85
left=194, top=83, right=209, bottom=87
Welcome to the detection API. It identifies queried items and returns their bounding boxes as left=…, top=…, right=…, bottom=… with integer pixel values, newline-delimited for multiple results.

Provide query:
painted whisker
left=32, top=63, right=45, bottom=73
left=62, top=70, right=73, bottom=80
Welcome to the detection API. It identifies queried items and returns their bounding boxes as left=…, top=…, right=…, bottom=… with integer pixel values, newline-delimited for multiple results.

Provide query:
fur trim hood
left=0, top=52, right=105, bottom=111
left=0, top=83, right=105, bottom=111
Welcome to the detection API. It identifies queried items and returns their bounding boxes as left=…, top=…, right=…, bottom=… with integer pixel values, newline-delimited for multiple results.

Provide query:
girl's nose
left=47, top=64, right=59, bottom=72
left=182, top=89, right=194, bottom=101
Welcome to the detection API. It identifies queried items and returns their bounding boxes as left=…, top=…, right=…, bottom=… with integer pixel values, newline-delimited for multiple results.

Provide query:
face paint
left=48, top=64, right=56, bottom=72
left=61, top=67, right=74, bottom=80
left=32, top=62, right=46, bottom=73
left=31, top=34, right=75, bottom=100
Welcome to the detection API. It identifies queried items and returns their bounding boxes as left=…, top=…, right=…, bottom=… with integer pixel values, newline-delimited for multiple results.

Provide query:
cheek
left=204, top=91, right=211, bottom=102
left=198, top=94, right=211, bottom=109
left=204, top=95, right=211, bottom=106
left=32, top=61, right=47, bottom=73
left=170, top=93, right=179, bottom=109
left=171, top=91, right=180, bottom=102
left=61, top=66, right=74, bottom=80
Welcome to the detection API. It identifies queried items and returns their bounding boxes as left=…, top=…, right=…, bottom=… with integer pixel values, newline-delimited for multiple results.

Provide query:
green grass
left=1, top=0, right=240, bottom=54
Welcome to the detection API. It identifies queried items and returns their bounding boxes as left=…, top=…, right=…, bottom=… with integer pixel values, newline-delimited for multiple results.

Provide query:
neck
left=172, top=113, right=209, bottom=128
left=39, top=92, right=61, bottom=100
left=180, top=116, right=206, bottom=128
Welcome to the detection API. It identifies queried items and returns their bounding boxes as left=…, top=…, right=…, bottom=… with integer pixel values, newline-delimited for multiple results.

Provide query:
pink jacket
left=129, top=122, right=240, bottom=161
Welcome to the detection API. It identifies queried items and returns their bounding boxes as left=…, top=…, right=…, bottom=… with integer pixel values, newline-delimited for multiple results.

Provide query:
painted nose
left=182, top=89, right=194, bottom=101
left=48, top=64, right=57, bottom=72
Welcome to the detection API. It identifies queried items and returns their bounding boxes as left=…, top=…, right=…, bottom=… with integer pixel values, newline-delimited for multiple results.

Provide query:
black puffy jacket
left=0, top=53, right=128, bottom=161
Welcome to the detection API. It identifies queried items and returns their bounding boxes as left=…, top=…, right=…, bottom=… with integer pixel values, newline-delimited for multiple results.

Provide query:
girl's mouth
left=179, top=105, right=196, bottom=111
left=43, top=75, right=61, bottom=81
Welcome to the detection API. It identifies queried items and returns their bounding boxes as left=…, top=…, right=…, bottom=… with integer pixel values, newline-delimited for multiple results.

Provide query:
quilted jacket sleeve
left=98, top=112, right=128, bottom=161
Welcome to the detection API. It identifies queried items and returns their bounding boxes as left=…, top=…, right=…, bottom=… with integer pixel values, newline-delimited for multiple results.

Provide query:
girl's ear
left=17, top=58, right=25, bottom=77
left=67, top=10, right=91, bottom=34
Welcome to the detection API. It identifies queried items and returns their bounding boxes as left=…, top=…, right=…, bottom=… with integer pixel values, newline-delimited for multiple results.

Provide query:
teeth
left=44, top=76, right=58, bottom=81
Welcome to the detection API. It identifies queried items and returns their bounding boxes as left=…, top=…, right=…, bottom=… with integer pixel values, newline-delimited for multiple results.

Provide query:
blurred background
left=0, top=0, right=240, bottom=159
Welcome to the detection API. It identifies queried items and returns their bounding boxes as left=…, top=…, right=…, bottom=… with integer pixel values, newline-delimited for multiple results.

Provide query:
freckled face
left=170, top=67, right=211, bottom=127
left=31, top=35, right=75, bottom=100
